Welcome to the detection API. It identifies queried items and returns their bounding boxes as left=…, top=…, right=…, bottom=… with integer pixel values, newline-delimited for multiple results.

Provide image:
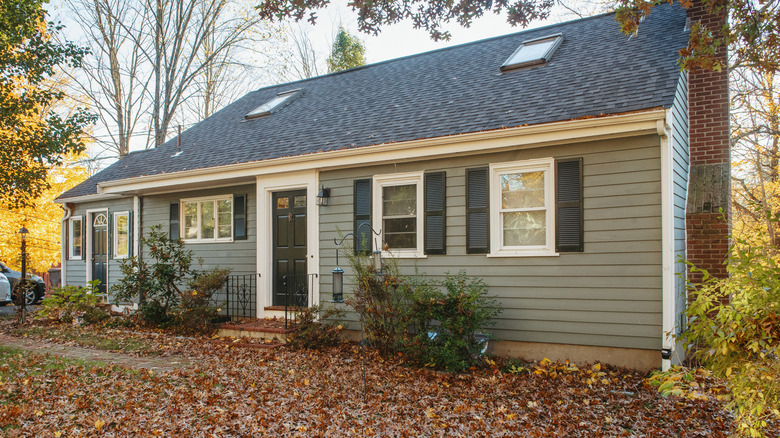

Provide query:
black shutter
left=234, top=194, right=248, bottom=240
left=354, top=179, right=372, bottom=254
left=556, top=158, right=584, bottom=252
left=424, top=171, right=446, bottom=255
left=128, top=211, right=134, bottom=257
left=466, top=168, right=490, bottom=254
left=169, top=203, right=180, bottom=240
left=82, top=218, right=86, bottom=257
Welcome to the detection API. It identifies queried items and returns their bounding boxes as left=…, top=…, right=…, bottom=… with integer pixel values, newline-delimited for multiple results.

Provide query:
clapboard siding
left=671, top=72, right=690, bottom=335
left=319, top=135, right=664, bottom=350
left=141, top=185, right=257, bottom=276
left=64, top=198, right=134, bottom=298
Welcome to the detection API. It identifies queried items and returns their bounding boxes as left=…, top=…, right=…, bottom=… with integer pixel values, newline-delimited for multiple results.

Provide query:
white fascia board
left=53, top=193, right=125, bottom=204
left=98, top=110, right=666, bottom=195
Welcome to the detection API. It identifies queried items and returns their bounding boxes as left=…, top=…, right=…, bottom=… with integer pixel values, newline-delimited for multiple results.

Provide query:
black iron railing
left=282, top=273, right=318, bottom=327
left=214, top=274, right=259, bottom=320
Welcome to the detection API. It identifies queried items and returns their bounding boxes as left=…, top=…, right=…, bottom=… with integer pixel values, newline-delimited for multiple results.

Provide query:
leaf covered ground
left=0, top=322, right=747, bottom=437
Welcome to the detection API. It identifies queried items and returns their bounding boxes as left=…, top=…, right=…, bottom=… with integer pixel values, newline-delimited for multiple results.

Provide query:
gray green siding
left=671, top=72, right=690, bottom=334
left=319, top=135, right=664, bottom=351
left=140, top=185, right=257, bottom=277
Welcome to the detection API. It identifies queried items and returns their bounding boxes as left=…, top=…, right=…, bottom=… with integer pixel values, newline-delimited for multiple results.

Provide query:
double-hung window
left=182, top=197, right=233, bottom=242
left=373, top=172, right=424, bottom=257
left=69, top=216, right=83, bottom=260
left=490, top=159, right=556, bottom=256
left=113, top=212, right=130, bottom=258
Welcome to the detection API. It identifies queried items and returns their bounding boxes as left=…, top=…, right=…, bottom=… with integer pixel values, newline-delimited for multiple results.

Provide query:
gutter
left=95, top=109, right=667, bottom=196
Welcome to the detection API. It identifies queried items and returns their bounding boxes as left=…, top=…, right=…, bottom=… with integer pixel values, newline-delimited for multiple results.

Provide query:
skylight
left=245, top=89, right=300, bottom=119
left=501, top=34, right=563, bottom=72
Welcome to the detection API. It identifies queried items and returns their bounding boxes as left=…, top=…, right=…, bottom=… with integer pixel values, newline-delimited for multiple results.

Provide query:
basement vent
left=245, top=89, right=301, bottom=120
left=500, top=34, right=563, bottom=72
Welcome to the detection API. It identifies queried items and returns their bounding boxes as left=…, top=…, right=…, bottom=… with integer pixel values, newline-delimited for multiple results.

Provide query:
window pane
left=383, top=185, right=416, bottom=216
left=73, top=219, right=82, bottom=257
left=503, top=211, right=546, bottom=246
left=294, top=195, right=306, bottom=208
left=201, top=201, right=214, bottom=239
left=501, top=171, right=545, bottom=209
left=383, top=217, right=416, bottom=249
left=116, top=214, right=129, bottom=256
left=217, top=200, right=232, bottom=238
left=184, top=202, right=198, bottom=239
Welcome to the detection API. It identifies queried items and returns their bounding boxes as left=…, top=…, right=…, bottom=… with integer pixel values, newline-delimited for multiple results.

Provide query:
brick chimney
left=685, top=1, right=731, bottom=282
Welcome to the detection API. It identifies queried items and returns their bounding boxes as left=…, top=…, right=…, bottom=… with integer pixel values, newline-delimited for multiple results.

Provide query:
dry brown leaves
left=0, top=324, right=738, bottom=437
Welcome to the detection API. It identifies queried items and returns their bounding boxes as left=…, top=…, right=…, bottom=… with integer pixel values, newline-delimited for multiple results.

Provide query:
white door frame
left=256, top=170, right=320, bottom=317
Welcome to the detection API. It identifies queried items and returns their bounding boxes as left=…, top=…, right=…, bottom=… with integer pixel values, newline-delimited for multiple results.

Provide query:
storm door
left=91, top=212, right=108, bottom=295
left=272, top=190, right=308, bottom=306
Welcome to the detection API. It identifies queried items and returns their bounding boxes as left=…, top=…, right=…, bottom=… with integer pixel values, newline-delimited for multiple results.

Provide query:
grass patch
left=10, top=325, right=158, bottom=356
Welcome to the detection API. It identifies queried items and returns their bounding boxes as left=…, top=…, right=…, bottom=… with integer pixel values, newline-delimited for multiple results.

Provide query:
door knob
left=91, top=257, right=95, bottom=262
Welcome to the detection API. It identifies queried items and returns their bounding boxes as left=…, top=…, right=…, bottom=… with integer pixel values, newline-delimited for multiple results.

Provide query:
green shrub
left=170, top=267, right=231, bottom=335
left=37, top=281, right=105, bottom=324
left=137, top=299, right=173, bottom=328
left=680, top=231, right=780, bottom=437
left=402, top=272, right=500, bottom=372
left=286, top=304, right=346, bottom=350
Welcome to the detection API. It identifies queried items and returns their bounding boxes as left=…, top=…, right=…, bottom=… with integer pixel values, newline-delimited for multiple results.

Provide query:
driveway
left=0, top=304, right=38, bottom=316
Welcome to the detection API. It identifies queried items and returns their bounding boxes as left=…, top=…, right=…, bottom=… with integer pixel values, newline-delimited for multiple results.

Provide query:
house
left=55, top=2, right=730, bottom=371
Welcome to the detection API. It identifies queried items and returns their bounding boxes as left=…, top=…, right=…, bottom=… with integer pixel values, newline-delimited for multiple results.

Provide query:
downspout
left=60, top=204, right=73, bottom=287
left=659, top=116, right=675, bottom=371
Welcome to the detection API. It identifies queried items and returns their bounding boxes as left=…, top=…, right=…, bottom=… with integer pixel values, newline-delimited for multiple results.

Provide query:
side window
left=69, top=216, right=83, bottom=260
left=113, top=211, right=130, bottom=258
left=181, top=197, right=233, bottom=242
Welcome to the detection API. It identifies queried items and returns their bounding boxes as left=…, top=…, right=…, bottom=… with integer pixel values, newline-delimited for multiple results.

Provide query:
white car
left=0, top=272, right=10, bottom=305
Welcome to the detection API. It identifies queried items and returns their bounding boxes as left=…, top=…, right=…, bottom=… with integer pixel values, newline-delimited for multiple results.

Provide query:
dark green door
left=272, top=190, right=307, bottom=306
left=91, top=212, right=108, bottom=295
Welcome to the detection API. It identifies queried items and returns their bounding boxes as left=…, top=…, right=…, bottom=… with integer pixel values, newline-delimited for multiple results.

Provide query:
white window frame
left=180, top=195, right=234, bottom=243
left=69, top=216, right=83, bottom=260
left=113, top=211, right=130, bottom=259
left=372, top=171, right=425, bottom=258
left=489, top=158, right=557, bottom=257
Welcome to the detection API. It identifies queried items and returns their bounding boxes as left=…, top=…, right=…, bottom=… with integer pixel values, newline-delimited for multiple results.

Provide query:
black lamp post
left=18, top=226, right=28, bottom=323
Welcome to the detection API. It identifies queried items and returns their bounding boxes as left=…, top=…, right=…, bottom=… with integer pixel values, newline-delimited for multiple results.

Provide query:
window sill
left=487, top=251, right=559, bottom=258
left=183, top=239, right=234, bottom=244
left=68, top=258, right=83, bottom=261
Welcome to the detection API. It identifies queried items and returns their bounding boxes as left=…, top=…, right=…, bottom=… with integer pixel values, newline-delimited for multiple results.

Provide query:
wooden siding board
left=319, top=135, right=664, bottom=351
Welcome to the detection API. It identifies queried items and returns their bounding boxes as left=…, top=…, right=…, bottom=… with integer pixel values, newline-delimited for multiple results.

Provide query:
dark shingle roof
left=60, top=3, right=688, bottom=199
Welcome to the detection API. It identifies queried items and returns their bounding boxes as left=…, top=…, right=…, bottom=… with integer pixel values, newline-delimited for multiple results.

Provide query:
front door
left=272, top=190, right=307, bottom=306
left=91, top=212, right=108, bottom=295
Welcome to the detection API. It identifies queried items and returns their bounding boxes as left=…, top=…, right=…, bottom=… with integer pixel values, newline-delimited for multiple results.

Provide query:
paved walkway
left=0, top=333, right=194, bottom=372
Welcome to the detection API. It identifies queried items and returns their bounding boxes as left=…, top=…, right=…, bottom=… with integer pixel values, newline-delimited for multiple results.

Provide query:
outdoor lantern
left=372, top=249, right=382, bottom=274
left=18, top=226, right=28, bottom=241
left=317, top=187, right=331, bottom=206
left=332, top=267, right=344, bottom=302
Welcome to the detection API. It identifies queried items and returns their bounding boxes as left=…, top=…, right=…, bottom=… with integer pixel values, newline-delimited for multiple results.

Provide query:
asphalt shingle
left=60, top=3, right=688, bottom=200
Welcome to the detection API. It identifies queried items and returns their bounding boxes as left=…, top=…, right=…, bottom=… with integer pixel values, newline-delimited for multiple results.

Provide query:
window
left=501, top=34, right=563, bottom=72
left=373, top=172, right=424, bottom=257
left=181, top=197, right=233, bottom=242
left=490, top=159, right=555, bottom=256
left=245, top=89, right=300, bottom=119
left=69, top=216, right=83, bottom=260
left=113, top=212, right=130, bottom=258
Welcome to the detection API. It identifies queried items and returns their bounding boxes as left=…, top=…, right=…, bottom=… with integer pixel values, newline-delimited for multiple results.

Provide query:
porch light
left=317, top=187, right=331, bottom=206
left=372, top=250, right=382, bottom=275
left=332, top=267, right=344, bottom=302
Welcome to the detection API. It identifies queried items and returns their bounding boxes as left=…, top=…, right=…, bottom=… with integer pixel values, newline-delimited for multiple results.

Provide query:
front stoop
left=216, top=317, right=295, bottom=345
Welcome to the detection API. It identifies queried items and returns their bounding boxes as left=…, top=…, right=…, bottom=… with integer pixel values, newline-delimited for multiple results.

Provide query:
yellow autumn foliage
left=0, top=155, right=88, bottom=273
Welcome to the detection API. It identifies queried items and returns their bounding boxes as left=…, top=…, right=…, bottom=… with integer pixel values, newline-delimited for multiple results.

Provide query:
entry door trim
left=85, top=208, right=109, bottom=300
left=257, top=171, right=320, bottom=318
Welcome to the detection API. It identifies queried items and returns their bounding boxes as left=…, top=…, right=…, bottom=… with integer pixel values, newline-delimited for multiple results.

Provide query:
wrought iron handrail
left=214, top=274, right=259, bottom=321
left=281, top=273, right=318, bottom=328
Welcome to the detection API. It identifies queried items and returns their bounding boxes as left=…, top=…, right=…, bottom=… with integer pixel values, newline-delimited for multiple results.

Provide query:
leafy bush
left=37, top=280, right=106, bottom=325
left=680, top=234, right=780, bottom=437
left=402, top=272, right=500, bottom=372
left=345, top=253, right=412, bottom=355
left=112, top=224, right=195, bottom=317
left=170, top=267, right=231, bottom=335
left=286, top=304, right=346, bottom=350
